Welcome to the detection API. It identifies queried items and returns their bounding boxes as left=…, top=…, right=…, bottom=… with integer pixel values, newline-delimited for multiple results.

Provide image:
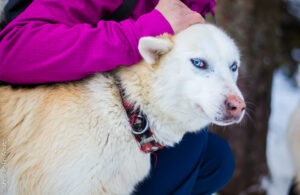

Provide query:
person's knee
left=208, top=133, right=235, bottom=190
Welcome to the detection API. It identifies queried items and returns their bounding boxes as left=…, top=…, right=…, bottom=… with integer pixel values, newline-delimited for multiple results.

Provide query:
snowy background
left=265, top=67, right=300, bottom=195
left=264, top=0, right=300, bottom=194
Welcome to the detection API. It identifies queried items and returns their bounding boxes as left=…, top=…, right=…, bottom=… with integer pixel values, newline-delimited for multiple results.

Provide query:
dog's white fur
left=0, top=24, right=243, bottom=194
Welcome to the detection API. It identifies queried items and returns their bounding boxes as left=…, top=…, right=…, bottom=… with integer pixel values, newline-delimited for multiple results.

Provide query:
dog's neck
left=112, top=62, right=209, bottom=147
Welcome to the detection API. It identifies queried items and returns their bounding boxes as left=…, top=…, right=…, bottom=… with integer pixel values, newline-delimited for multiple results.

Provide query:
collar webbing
left=118, top=88, right=164, bottom=154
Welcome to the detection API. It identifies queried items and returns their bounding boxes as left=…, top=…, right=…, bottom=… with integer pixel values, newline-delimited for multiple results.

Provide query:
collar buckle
left=132, top=114, right=149, bottom=135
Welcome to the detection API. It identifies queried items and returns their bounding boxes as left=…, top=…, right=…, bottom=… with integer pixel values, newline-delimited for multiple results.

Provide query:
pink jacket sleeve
left=0, top=0, right=174, bottom=84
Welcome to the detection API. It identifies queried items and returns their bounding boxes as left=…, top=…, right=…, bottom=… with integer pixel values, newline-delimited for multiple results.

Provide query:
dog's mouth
left=194, top=103, right=205, bottom=113
left=213, top=112, right=244, bottom=126
left=213, top=118, right=239, bottom=126
left=194, top=103, right=211, bottom=119
left=194, top=103, right=244, bottom=126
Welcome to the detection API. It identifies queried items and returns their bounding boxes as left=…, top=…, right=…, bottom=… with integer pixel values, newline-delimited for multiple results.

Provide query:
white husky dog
left=0, top=24, right=245, bottom=194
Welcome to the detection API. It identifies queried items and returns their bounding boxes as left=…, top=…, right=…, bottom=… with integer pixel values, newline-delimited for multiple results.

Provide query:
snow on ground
left=264, top=69, right=300, bottom=195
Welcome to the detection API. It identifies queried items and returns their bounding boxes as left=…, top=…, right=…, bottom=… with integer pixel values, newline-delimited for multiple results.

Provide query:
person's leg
left=134, top=128, right=209, bottom=195
left=133, top=129, right=235, bottom=195
left=191, top=132, right=235, bottom=195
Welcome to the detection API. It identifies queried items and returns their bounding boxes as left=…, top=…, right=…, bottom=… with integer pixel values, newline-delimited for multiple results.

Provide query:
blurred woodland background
left=209, top=0, right=300, bottom=194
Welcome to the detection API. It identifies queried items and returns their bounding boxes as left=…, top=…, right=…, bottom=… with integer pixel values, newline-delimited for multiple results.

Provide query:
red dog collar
left=118, top=88, right=164, bottom=154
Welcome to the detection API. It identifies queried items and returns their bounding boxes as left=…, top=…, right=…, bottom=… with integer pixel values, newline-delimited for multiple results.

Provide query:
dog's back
left=0, top=83, right=92, bottom=194
left=0, top=72, right=151, bottom=194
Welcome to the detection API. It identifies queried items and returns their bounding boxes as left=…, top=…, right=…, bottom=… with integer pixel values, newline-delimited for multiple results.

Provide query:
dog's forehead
left=174, top=24, right=240, bottom=63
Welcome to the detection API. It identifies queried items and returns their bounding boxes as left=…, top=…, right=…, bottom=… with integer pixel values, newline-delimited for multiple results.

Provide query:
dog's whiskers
left=245, top=101, right=256, bottom=107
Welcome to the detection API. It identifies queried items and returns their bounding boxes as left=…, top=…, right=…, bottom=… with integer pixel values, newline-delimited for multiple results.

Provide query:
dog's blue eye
left=230, top=62, right=238, bottom=72
left=191, top=58, right=207, bottom=69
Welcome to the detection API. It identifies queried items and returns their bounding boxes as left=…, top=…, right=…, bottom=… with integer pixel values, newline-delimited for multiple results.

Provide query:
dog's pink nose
left=225, top=95, right=246, bottom=118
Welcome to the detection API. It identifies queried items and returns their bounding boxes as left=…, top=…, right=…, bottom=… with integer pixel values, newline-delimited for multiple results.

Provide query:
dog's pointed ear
left=138, top=35, right=173, bottom=65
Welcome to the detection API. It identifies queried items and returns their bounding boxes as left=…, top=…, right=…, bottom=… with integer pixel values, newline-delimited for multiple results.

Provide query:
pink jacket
left=0, top=0, right=216, bottom=84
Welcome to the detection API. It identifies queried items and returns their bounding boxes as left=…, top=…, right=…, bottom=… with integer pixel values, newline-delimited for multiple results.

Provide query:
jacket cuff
left=133, top=9, right=174, bottom=40
left=187, top=0, right=217, bottom=16
left=123, top=9, right=174, bottom=63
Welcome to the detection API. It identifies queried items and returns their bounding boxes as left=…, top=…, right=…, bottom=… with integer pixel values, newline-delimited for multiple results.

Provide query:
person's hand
left=155, top=0, right=205, bottom=34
